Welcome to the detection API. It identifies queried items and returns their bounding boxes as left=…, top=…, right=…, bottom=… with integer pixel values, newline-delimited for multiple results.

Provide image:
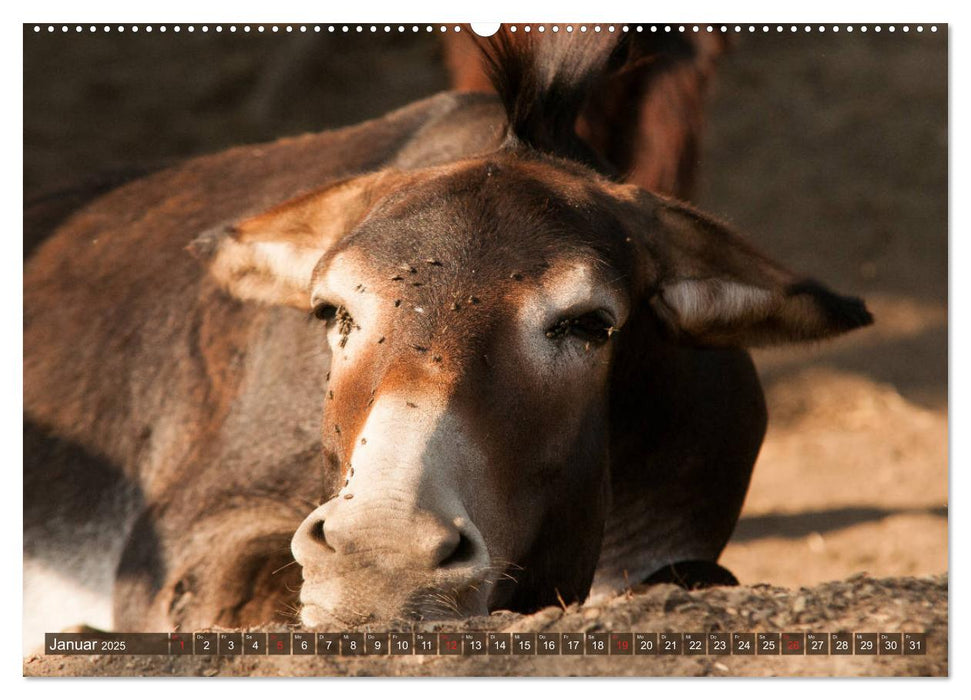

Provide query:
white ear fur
left=196, top=231, right=322, bottom=309
left=660, top=279, right=776, bottom=331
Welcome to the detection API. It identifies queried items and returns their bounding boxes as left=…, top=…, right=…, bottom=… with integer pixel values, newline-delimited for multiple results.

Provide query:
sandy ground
left=22, top=26, right=948, bottom=677
left=24, top=574, right=946, bottom=676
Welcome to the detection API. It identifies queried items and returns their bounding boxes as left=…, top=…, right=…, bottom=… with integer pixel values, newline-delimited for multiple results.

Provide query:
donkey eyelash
left=312, top=303, right=358, bottom=349
left=544, top=310, right=617, bottom=345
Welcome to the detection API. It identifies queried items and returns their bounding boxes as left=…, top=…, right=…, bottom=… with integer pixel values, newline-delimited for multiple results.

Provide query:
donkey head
left=191, top=34, right=871, bottom=627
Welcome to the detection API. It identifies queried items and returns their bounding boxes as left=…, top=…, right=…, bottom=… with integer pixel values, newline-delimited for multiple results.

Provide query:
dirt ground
left=22, top=25, right=948, bottom=677
left=24, top=574, right=947, bottom=677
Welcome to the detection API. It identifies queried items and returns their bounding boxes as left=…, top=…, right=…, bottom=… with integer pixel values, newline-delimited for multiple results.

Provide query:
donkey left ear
left=188, top=170, right=407, bottom=310
left=634, top=198, right=873, bottom=347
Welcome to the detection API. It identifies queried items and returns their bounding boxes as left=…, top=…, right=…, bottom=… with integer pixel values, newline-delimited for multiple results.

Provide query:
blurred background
left=23, top=25, right=948, bottom=588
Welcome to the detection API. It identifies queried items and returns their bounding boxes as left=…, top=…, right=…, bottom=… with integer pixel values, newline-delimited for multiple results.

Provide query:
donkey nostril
left=439, top=531, right=477, bottom=569
left=309, top=519, right=335, bottom=552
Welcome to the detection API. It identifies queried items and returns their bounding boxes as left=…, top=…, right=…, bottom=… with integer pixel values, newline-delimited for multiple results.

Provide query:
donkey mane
left=477, top=31, right=620, bottom=171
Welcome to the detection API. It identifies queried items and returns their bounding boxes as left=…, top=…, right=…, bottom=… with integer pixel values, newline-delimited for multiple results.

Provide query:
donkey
left=23, top=32, right=871, bottom=637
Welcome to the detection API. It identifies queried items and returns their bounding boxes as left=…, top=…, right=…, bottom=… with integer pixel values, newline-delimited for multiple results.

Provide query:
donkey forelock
left=477, top=31, right=620, bottom=171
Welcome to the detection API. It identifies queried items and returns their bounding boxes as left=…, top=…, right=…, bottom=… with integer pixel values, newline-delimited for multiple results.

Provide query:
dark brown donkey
left=23, top=32, right=871, bottom=639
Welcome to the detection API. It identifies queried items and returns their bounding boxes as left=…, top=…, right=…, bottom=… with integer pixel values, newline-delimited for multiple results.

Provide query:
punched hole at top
left=470, top=23, right=501, bottom=37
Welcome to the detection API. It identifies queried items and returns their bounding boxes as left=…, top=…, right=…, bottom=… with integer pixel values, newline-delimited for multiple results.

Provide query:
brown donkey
left=24, top=32, right=871, bottom=636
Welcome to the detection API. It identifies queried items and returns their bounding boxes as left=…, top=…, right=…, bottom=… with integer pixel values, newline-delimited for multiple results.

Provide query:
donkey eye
left=313, top=303, right=357, bottom=348
left=570, top=311, right=614, bottom=343
left=545, top=310, right=616, bottom=345
left=312, top=303, right=338, bottom=322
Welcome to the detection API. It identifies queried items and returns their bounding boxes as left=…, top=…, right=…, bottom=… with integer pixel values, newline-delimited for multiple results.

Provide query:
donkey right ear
left=188, top=170, right=406, bottom=310
left=618, top=191, right=874, bottom=347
